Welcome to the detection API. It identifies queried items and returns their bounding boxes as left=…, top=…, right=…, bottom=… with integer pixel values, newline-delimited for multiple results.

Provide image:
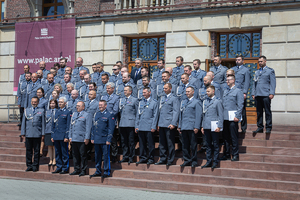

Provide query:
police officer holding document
left=69, top=101, right=92, bottom=177
left=21, top=97, right=45, bottom=172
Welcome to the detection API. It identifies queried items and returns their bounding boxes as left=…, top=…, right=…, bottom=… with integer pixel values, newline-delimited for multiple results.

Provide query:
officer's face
left=203, top=77, right=211, bottom=87
left=36, top=70, right=43, bottom=78
left=122, top=74, right=130, bottom=83
left=36, top=90, right=43, bottom=98
left=60, top=60, right=66, bottom=68
left=84, top=75, right=91, bottom=84
left=181, top=75, right=189, bottom=84
left=99, top=102, right=107, bottom=112
left=142, top=78, right=149, bottom=86
left=71, top=91, right=78, bottom=99
left=50, top=101, right=56, bottom=109
left=52, top=91, right=58, bottom=99
left=141, top=69, right=148, bottom=77
left=79, top=71, right=86, bottom=80
left=31, top=98, right=38, bottom=108
left=76, top=58, right=83, bottom=67
left=162, top=74, right=169, bottom=83
left=226, top=77, right=235, bottom=87
left=157, top=61, right=164, bottom=69
left=142, top=89, right=151, bottom=99
left=24, top=65, right=30, bottom=73
left=58, top=99, right=66, bottom=109
left=65, top=67, right=72, bottom=74
left=112, top=66, right=120, bottom=75
left=76, top=102, right=85, bottom=112
left=31, top=73, right=38, bottom=83
left=163, top=85, right=171, bottom=94
left=50, top=69, right=57, bottom=77
left=64, top=74, right=71, bottom=83
left=258, top=58, right=266, bottom=68
left=102, top=76, right=108, bottom=84
left=184, top=68, right=192, bottom=76
left=121, top=68, right=128, bottom=76
left=25, top=74, right=31, bottom=81
left=92, top=65, right=97, bottom=72
left=135, top=60, right=142, bottom=68
left=89, top=84, right=96, bottom=91
left=206, top=88, right=214, bottom=98
left=88, top=91, right=96, bottom=100
left=39, top=62, right=46, bottom=70
left=186, top=88, right=194, bottom=98
left=54, top=86, right=61, bottom=93
left=106, top=86, right=114, bottom=95
left=67, top=85, right=73, bottom=93
left=193, top=61, right=199, bottom=70
left=124, top=87, right=131, bottom=97
left=214, top=57, right=221, bottom=66
left=47, top=74, right=54, bottom=83
left=236, top=57, right=243, bottom=66
left=176, top=58, right=183, bottom=67
left=98, top=65, right=104, bottom=72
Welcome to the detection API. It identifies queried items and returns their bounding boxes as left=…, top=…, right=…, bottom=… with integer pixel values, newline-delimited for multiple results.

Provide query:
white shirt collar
left=166, top=93, right=171, bottom=98
left=189, top=97, right=193, bottom=101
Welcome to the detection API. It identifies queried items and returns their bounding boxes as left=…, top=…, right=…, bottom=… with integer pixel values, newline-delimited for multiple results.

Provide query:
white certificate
left=228, top=110, right=242, bottom=121
left=211, top=121, right=222, bottom=132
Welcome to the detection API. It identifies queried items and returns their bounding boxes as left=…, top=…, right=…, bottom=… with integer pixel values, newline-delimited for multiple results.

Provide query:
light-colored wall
left=1, top=8, right=300, bottom=125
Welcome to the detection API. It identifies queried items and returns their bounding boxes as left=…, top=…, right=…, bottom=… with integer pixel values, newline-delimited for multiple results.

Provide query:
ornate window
left=43, top=0, right=64, bottom=17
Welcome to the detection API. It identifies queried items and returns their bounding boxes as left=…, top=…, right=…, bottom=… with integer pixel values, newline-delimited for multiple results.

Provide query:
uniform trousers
left=204, top=130, right=219, bottom=164
left=72, top=142, right=87, bottom=173
left=181, top=130, right=198, bottom=165
left=119, top=127, right=135, bottom=161
left=110, top=128, right=119, bottom=159
left=241, top=99, right=247, bottom=132
left=54, top=140, right=69, bottom=172
left=255, top=96, right=272, bottom=130
left=94, top=144, right=111, bottom=176
left=19, top=107, right=24, bottom=125
left=25, top=137, right=41, bottom=170
left=223, top=120, right=239, bottom=157
left=158, top=127, right=175, bottom=163
left=138, top=131, right=155, bottom=162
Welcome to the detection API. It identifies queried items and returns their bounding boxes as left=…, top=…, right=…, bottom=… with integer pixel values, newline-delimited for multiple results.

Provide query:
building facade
left=0, top=0, right=300, bottom=125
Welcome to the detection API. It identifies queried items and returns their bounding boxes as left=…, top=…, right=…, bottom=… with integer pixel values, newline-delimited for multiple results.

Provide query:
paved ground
left=0, top=178, right=240, bottom=200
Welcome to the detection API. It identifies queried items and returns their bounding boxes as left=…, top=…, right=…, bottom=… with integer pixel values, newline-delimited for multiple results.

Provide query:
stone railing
left=114, top=0, right=175, bottom=11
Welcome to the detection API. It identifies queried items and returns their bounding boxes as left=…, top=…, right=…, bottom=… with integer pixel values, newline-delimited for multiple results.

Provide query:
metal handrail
left=0, top=104, right=20, bottom=123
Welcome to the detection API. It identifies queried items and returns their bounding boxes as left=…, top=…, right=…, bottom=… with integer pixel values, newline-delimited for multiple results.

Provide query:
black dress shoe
left=136, top=160, right=147, bottom=164
left=253, top=129, right=263, bottom=134
left=180, top=162, right=190, bottom=167
left=79, top=172, right=85, bottom=177
left=201, top=162, right=212, bottom=169
left=147, top=160, right=154, bottom=165
left=69, top=171, right=80, bottom=175
left=25, top=167, right=33, bottom=172
left=266, top=130, right=271, bottom=134
left=231, top=156, right=239, bottom=161
left=241, top=130, right=246, bottom=134
left=155, top=160, right=166, bottom=165
left=128, top=159, right=134, bottom=164
left=17, top=123, right=21, bottom=126
left=59, top=171, right=68, bottom=174
left=211, top=163, right=218, bottom=169
left=52, top=170, right=61, bottom=174
left=48, top=163, right=52, bottom=166
left=102, top=174, right=109, bottom=178
left=219, top=155, right=231, bottom=161
left=32, top=168, right=38, bottom=172
left=166, top=163, right=173, bottom=166
left=197, top=148, right=206, bottom=153
left=191, top=163, right=198, bottom=168
left=90, top=173, right=101, bottom=178
left=118, top=158, right=129, bottom=163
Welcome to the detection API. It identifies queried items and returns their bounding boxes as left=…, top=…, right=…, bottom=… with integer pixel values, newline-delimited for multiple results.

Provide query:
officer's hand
left=177, top=128, right=181, bottom=134
left=106, top=141, right=111, bottom=145
left=215, top=128, right=220, bottom=132
left=135, top=128, right=139, bottom=133
left=201, top=128, right=204, bottom=134
left=69, top=139, right=72, bottom=143
left=51, top=138, right=54, bottom=142
left=157, top=126, right=159, bottom=131
left=151, top=129, right=155, bottom=133
left=194, top=128, right=199, bottom=134
left=244, top=94, right=247, bottom=100
left=21, top=135, right=25, bottom=139
left=234, top=117, right=239, bottom=122
left=252, top=95, right=255, bottom=100
left=18, top=105, right=21, bottom=108
left=84, top=139, right=89, bottom=145
left=41, top=136, right=45, bottom=142
left=269, top=94, right=274, bottom=100
left=91, top=140, right=94, bottom=144
left=64, top=138, right=69, bottom=142
left=168, top=125, right=175, bottom=130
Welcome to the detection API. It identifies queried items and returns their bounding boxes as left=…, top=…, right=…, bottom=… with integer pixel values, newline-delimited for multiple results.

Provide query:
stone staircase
left=0, top=123, right=300, bottom=199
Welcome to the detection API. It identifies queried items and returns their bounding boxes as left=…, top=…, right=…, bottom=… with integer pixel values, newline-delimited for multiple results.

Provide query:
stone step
left=0, top=141, right=25, bottom=148
left=0, top=168, right=299, bottom=200
left=246, top=125, right=300, bottom=133
left=239, top=139, right=300, bottom=148
left=239, top=131, right=300, bottom=141
left=0, top=131, right=21, bottom=137
left=0, top=135, right=23, bottom=142
left=0, top=124, right=20, bottom=131
left=0, top=147, right=26, bottom=155
left=0, top=154, right=49, bottom=163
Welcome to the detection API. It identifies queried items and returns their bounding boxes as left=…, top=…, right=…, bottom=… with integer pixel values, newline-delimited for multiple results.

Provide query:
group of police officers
left=18, top=54, right=276, bottom=177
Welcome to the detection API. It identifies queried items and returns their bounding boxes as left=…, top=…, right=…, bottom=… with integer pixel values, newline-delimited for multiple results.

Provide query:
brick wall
left=122, top=37, right=129, bottom=67
left=6, top=0, right=30, bottom=19
left=100, top=0, right=115, bottom=11
left=210, top=32, right=217, bottom=59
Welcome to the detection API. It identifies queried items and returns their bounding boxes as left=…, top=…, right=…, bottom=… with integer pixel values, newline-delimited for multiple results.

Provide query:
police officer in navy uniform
left=119, top=86, right=139, bottom=163
left=155, top=83, right=179, bottom=166
left=201, top=86, right=223, bottom=169
left=21, top=97, right=45, bottom=172
left=17, top=72, right=31, bottom=127
left=252, top=55, right=276, bottom=135
left=101, top=82, right=120, bottom=163
left=220, top=75, right=244, bottom=161
left=51, top=97, right=72, bottom=174
left=232, top=56, right=251, bottom=133
left=69, top=101, right=92, bottom=176
left=135, top=87, right=159, bottom=165
left=24, top=73, right=42, bottom=108
left=178, top=86, right=202, bottom=168
left=90, top=100, right=115, bottom=178
left=209, top=55, right=228, bottom=84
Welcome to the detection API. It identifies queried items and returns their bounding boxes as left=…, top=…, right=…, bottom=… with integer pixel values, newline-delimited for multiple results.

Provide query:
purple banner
left=14, top=18, right=75, bottom=91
